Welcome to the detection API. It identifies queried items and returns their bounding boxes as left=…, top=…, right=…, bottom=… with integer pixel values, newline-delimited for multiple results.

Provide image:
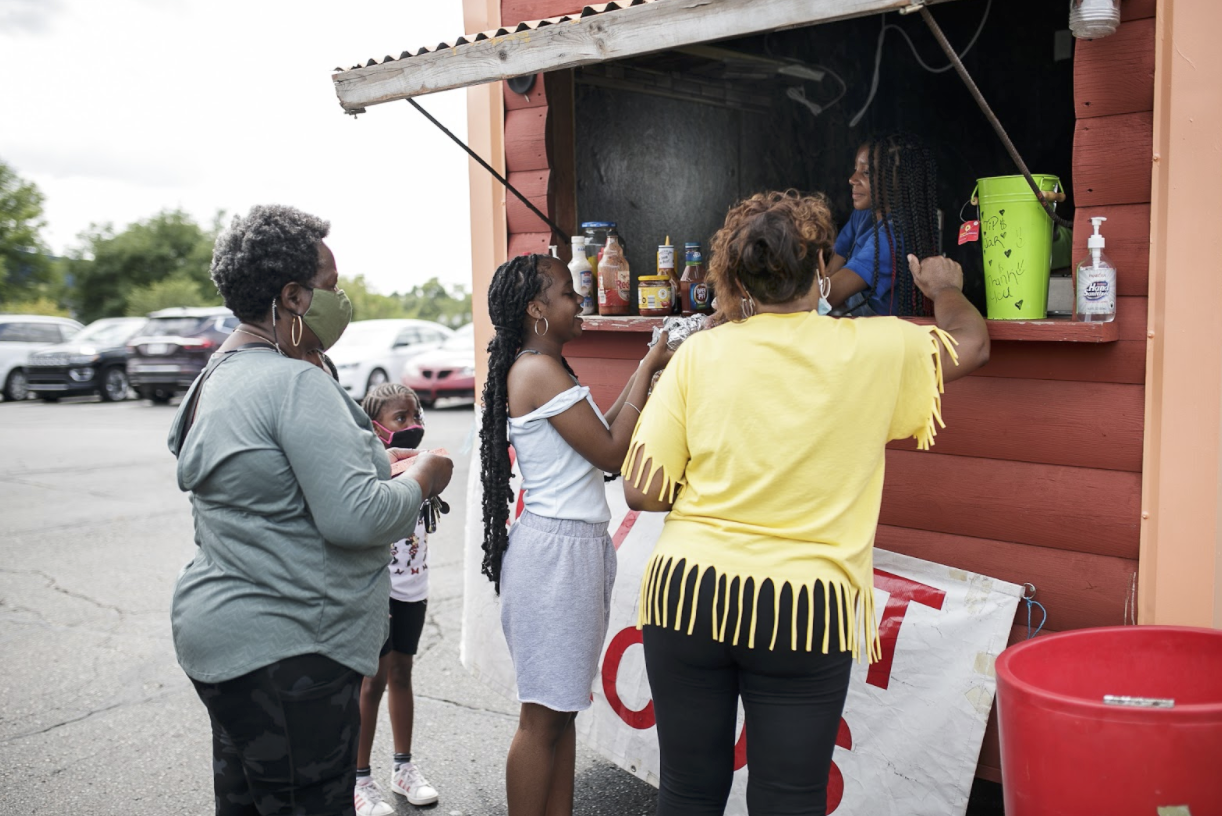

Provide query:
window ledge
left=911, top=316, right=1119, bottom=343
left=578, top=314, right=1119, bottom=342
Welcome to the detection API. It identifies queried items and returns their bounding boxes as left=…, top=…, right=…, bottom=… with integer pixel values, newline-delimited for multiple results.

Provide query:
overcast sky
left=1, top=0, right=474, bottom=295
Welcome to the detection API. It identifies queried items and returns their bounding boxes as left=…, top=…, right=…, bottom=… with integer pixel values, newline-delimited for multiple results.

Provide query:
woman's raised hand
left=642, top=331, right=674, bottom=373
left=907, top=254, right=964, bottom=300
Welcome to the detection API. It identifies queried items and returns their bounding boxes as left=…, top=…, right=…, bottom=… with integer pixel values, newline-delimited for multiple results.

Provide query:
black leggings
left=190, top=653, right=362, bottom=816
left=642, top=564, right=853, bottom=816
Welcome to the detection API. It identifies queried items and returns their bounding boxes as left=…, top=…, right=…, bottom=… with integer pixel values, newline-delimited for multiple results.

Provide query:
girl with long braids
left=479, top=253, right=671, bottom=816
left=825, top=131, right=942, bottom=317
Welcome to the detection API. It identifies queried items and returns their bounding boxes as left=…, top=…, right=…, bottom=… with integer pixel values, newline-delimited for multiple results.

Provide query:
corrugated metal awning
left=331, top=0, right=959, bottom=113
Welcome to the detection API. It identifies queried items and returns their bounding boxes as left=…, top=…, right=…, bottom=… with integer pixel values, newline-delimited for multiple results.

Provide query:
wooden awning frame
left=331, top=0, right=962, bottom=113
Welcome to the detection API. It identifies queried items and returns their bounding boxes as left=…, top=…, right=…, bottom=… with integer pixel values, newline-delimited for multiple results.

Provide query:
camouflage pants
left=191, top=653, right=361, bottom=816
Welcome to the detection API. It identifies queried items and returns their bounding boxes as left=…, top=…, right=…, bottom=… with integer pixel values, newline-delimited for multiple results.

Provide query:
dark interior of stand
left=572, top=0, right=1075, bottom=315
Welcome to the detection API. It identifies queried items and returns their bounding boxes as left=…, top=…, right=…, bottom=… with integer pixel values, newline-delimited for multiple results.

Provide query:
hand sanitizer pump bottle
left=1074, top=216, right=1116, bottom=323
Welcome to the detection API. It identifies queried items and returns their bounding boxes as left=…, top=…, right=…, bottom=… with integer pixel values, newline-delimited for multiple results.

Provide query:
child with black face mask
left=353, top=383, right=438, bottom=814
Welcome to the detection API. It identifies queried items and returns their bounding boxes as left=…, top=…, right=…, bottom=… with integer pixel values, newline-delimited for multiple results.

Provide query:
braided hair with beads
left=864, top=131, right=941, bottom=317
left=478, top=253, right=579, bottom=592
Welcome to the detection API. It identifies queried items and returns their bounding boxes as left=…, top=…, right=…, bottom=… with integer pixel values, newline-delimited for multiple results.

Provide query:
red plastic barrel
left=995, top=626, right=1222, bottom=815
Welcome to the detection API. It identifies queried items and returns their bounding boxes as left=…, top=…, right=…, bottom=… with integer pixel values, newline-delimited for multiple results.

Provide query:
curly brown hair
left=707, top=190, right=836, bottom=322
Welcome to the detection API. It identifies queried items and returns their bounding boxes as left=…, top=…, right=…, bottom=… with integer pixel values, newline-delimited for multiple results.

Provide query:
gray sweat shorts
left=500, top=510, right=616, bottom=713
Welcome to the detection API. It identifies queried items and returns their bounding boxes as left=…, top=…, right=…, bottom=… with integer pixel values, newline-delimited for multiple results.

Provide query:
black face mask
left=385, top=425, right=424, bottom=450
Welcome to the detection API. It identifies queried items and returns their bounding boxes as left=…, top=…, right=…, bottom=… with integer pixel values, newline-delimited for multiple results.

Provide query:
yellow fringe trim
left=622, top=429, right=684, bottom=505
left=637, top=555, right=881, bottom=663
left=913, top=326, right=959, bottom=451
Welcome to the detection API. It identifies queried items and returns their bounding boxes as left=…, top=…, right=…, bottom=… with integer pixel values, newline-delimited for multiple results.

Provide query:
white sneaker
left=391, top=761, right=439, bottom=806
left=354, top=778, right=395, bottom=816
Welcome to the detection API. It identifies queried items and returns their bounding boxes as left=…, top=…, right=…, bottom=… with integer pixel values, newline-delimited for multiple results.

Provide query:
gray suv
left=126, top=307, right=237, bottom=404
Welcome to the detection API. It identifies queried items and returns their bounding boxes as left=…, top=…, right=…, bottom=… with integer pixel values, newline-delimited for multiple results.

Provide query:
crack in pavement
left=415, top=692, right=516, bottom=721
left=0, top=568, right=128, bottom=617
left=2, top=688, right=180, bottom=743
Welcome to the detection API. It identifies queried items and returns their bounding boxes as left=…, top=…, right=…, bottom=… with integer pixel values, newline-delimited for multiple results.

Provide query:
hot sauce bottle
left=680, top=242, right=712, bottom=316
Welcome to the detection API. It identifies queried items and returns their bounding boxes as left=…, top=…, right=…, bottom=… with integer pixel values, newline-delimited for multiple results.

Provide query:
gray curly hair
left=211, top=204, right=331, bottom=321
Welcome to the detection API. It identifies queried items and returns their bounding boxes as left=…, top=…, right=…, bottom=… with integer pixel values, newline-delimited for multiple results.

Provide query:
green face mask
left=300, top=287, right=353, bottom=350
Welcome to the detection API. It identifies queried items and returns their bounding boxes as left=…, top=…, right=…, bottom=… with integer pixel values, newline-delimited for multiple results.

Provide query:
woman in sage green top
left=169, top=205, right=453, bottom=816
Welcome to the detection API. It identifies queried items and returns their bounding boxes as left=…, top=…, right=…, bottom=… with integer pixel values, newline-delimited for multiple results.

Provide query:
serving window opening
left=567, top=0, right=1076, bottom=319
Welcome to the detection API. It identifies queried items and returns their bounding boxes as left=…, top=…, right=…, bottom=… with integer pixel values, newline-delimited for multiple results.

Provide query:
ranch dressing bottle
left=569, top=236, right=596, bottom=315
left=1074, top=216, right=1116, bottom=323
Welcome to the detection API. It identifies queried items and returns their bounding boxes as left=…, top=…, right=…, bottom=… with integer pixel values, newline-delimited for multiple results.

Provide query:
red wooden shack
left=333, top=0, right=1222, bottom=787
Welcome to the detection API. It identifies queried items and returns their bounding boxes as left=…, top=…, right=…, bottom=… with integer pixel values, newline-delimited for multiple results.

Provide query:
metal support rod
left=918, top=6, right=1073, bottom=230
left=406, top=97, right=569, bottom=244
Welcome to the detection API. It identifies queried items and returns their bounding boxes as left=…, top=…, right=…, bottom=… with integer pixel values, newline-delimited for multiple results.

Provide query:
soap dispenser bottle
left=1074, top=216, right=1116, bottom=323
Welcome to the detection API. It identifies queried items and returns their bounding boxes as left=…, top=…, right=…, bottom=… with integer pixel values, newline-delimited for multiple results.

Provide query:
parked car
left=328, top=319, right=453, bottom=401
left=25, top=316, right=149, bottom=402
left=126, top=307, right=237, bottom=404
left=0, top=314, right=84, bottom=401
left=401, top=323, right=475, bottom=408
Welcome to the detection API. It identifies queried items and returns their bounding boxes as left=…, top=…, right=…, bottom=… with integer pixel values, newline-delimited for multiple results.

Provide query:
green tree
left=126, top=273, right=222, bottom=317
left=340, top=274, right=410, bottom=320
left=0, top=295, right=70, bottom=317
left=399, top=278, right=472, bottom=328
left=338, top=275, right=472, bottom=327
left=0, top=160, right=54, bottom=306
left=65, top=209, right=217, bottom=323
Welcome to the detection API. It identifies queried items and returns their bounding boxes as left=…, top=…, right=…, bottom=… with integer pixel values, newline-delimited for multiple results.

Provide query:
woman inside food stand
left=622, top=189, right=989, bottom=815
left=825, top=131, right=941, bottom=317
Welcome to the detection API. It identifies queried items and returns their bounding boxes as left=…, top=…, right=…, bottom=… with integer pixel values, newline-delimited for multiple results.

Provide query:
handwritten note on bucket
left=983, top=213, right=1030, bottom=310
left=976, top=175, right=1059, bottom=320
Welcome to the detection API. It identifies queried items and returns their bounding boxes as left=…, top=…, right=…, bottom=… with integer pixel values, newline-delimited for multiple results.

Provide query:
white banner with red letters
left=460, top=449, right=1022, bottom=816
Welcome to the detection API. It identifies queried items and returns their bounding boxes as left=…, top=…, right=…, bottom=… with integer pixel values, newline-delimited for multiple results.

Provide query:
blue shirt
left=833, top=210, right=903, bottom=316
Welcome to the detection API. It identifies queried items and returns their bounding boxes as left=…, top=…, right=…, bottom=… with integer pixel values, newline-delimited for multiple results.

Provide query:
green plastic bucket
left=972, top=174, right=1062, bottom=320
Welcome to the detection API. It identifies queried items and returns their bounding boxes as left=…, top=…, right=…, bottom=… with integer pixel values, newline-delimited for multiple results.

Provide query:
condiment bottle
left=569, top=236, right=596, bottom=316
left=1073, top=216, right=1116, bottom=323
left=657, top=237, right=681, bottom=314
left=680, top=242, right=712, bottom=316
left=597, top=230, right=630, bottom=316
left=638, top=276, right=674, bottom=317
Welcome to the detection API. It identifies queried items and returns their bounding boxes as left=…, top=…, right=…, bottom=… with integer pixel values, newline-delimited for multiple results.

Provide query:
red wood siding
left=1073, top=111, right=1154, bottom=207
left=1075, top=18, right=1155, bottom=118
left=502, top=0, right=586, bottom=25
left=505, top=169, right=551, bottom=233
left=952, top=9, right=1154, bottom=781
left=886, top=377, right=1145, bottom=471
left=972, top=339, right=1145, bottom=385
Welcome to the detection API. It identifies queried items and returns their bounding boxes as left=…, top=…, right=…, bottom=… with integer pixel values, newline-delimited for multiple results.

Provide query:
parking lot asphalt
left=0, top=395, right=657, bottom=816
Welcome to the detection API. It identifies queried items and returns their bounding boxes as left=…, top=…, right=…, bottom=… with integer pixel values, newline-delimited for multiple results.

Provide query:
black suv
left=126, top=307, right=237, bottom=403
left=25, top=316, right=149, bottom=402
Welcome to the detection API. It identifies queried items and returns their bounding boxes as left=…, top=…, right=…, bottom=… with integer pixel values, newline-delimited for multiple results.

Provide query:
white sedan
left=328, top=319, right=453, bottom=401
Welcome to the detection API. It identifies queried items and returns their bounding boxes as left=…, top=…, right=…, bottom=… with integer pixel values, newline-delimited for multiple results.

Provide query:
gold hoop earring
left=291, top=314, right=303, bottom=347
left=534, top=317, right=549, bottom=336
left=740, top=296, right=757, bottom=319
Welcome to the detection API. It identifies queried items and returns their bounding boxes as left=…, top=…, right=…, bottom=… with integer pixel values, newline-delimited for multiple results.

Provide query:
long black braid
left=866, top=132, right=940, bottom=317
left=478, top=253, right=578, bottom=592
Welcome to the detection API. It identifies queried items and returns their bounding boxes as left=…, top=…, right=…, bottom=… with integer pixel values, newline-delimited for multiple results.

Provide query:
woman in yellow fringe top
left=622, top=190, right=989, bottom=816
